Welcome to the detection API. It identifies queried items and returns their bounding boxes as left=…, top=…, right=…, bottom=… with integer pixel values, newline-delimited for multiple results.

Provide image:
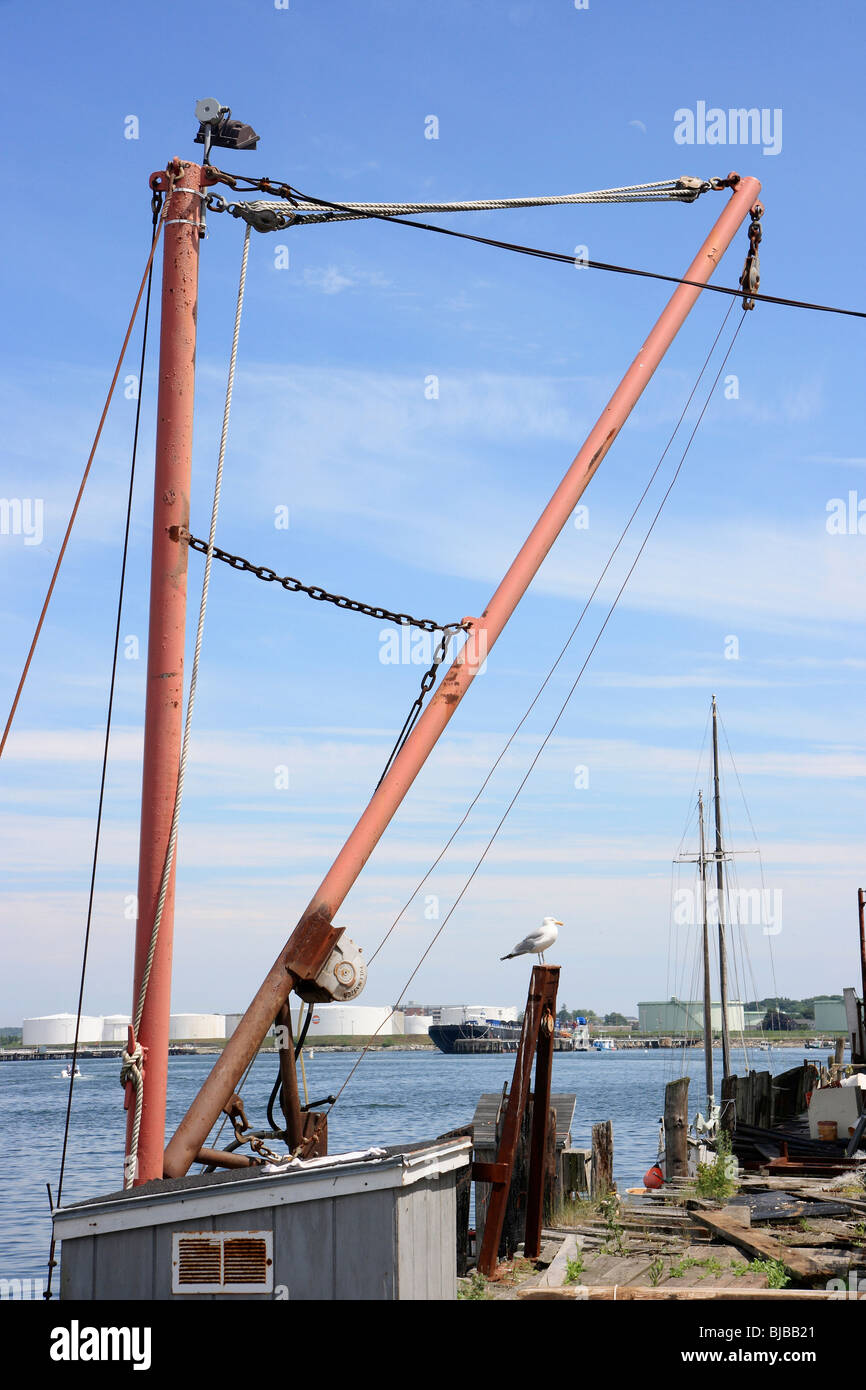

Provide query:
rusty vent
left=171, top=1231, right=273, bottom=1294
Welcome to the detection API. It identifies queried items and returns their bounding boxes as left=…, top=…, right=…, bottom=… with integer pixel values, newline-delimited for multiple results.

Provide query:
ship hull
left=428, top=1021, right=521, bottom=1054
left=428, top=1022, right=590, bottom=1054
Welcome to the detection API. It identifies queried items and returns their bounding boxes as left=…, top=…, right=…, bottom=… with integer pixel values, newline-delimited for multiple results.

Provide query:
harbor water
left=1, top=1045, right=804, bottom=1284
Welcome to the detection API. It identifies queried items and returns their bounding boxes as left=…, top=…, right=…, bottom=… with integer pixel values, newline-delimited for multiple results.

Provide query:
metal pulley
left=740, top=202, right=763, bottom=310
left=295, top=933, right=367, bottom=1003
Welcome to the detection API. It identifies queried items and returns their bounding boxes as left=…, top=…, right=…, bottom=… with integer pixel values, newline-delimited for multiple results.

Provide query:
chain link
left=176, top=528, right=467, bottom=636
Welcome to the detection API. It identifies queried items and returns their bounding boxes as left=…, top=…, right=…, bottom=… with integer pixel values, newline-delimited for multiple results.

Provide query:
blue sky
left=1, top=0, right=864, bottom=1025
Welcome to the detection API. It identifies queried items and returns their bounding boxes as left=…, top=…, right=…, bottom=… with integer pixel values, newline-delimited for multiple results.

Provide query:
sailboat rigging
left=670, top=696, right=779, bottom=1146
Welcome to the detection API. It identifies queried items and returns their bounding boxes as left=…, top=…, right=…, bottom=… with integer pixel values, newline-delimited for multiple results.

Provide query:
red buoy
left=644, top=1163, right=665, bottom=1189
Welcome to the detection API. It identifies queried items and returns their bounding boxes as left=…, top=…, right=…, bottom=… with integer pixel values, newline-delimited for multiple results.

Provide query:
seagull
left=501, top=917, right=562, bottom=963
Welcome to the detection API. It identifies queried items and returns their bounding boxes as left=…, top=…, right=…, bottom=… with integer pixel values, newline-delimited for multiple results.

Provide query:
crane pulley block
left=295, top=934, right=367, bottom=1004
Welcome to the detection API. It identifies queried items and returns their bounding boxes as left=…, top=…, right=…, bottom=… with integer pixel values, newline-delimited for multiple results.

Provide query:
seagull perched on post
left=501, top=917, right=562, bottom=963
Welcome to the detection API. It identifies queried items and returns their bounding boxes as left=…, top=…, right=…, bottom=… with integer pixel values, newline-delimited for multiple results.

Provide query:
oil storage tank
left=304, top=1004, right=400, bottom=1037
left=102, top=1014, right=131, bottom=1042
left=168, top=1013, right=226, bottom=1041
left=22, top=1013, right=104, bottom=1046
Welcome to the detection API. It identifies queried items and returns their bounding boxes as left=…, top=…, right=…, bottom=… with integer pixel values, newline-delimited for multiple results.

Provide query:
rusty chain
left=175, top=527, right=466, bottom=637
left=174, top=525, right=468, bottom=789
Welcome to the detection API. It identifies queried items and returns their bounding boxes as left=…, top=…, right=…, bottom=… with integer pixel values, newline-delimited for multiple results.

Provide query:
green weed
left=457, top=1271, right=492, bottom=1300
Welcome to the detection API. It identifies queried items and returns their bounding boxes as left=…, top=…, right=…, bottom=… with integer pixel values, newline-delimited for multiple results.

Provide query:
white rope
left=123, top=223, right=252, bottom=1187
left=232, top=177, right=708, bottom=228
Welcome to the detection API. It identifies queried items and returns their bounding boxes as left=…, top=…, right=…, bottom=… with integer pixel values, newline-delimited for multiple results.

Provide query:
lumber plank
left=537, top=1234, right=580, bottom=1288
left=690, top=1208, right=844, bottom=1278
left=517, top=1285, right=843, bottom=1301
left=577, top=1253, right=655, bottom=1285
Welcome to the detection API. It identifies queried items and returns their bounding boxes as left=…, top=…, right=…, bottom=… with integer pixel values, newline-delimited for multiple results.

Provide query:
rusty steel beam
left=195, top=1147, right=257, bottom=1170
left=477, top=966, right=559, bottom=1276
left=523, top=980, right=559, bottom=1260
left=123, top=160, right=210, bottom=1187
left=276, top=1002, right=305, bottom=1151
left=163, top=175, right=761, bottom=1180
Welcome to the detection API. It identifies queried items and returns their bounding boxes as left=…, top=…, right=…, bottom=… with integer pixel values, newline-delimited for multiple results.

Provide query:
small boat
left=61, top=1064, right=81, bottom=1080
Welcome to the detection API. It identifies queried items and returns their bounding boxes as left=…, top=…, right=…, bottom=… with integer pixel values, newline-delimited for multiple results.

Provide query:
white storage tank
left=304, top=1004, right=399, bottom=1037
left=404, top=1014, right=433, bottom=1036
left=169, top=1013, right=226, bottom=1041
left=225, top=1014, right=276, bottom=1040
left=102, top=1014, right=131, bottom=1042
left=22, top=1013, right=104, bottom=1046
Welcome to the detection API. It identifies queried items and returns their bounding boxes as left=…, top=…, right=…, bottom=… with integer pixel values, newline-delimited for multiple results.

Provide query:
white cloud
left=301, top=265, right=391, bottom=294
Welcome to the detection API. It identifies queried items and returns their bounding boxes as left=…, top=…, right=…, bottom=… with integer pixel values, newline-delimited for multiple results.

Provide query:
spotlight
left=194, top=99, right=259, bottom=161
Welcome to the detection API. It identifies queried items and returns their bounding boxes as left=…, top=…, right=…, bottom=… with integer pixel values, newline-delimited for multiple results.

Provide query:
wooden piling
left=590, top=1120, right=614, bottom=1199
left=663, top=1077, right=690, bottom=1180
left=560, top=1148, right=591, bottom=1201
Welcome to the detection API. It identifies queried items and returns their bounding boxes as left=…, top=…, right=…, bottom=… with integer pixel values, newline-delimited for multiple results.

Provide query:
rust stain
left=588, top=426, right=617, bottom=474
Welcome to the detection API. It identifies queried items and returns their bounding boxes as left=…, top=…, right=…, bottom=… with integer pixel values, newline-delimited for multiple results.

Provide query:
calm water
left=1, top=1046, right=805, bottom=1281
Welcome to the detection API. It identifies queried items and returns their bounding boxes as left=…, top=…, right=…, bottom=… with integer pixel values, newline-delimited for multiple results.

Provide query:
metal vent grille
left=171, top=1231, right=273, bottom=1294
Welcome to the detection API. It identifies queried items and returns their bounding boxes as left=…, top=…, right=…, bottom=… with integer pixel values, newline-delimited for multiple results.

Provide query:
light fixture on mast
left=194, top=98, right=259, bottom=163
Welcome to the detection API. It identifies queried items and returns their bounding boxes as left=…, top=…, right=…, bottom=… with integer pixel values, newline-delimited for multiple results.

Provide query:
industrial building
left=813, top=997, right=848, bottom=1033
left=638, top=999, right=745, bottom=1035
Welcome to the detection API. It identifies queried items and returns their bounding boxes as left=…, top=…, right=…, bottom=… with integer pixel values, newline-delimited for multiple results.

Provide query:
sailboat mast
left=123, top=159, right=211, bottom=1186
left=711, top=695, right=732, bottom=1078
left=698, top=790, right=713, bottom=1107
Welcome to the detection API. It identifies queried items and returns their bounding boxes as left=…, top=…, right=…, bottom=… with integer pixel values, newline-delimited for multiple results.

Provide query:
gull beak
left=555, top=920, right=563, bottom=926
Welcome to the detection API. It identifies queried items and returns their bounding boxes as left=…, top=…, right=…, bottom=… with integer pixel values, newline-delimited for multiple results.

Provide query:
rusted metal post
left=275, top=1002, right=305, bottom=1150
left=859, top=888, right=866, bottom=1045
left=524, top=983, right=558, bottom=1259
left=663, top=1077, right=690, bottom=1180
left=476, top=966, right=558, bottom=1275
left=164, top=176, right=762, bottom=1180
left=124, top=160, right=209, bottom=1187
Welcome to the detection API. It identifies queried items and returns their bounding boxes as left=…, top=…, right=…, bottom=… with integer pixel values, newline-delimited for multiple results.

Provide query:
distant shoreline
left=0, top=1033, right=845, bottom=1061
